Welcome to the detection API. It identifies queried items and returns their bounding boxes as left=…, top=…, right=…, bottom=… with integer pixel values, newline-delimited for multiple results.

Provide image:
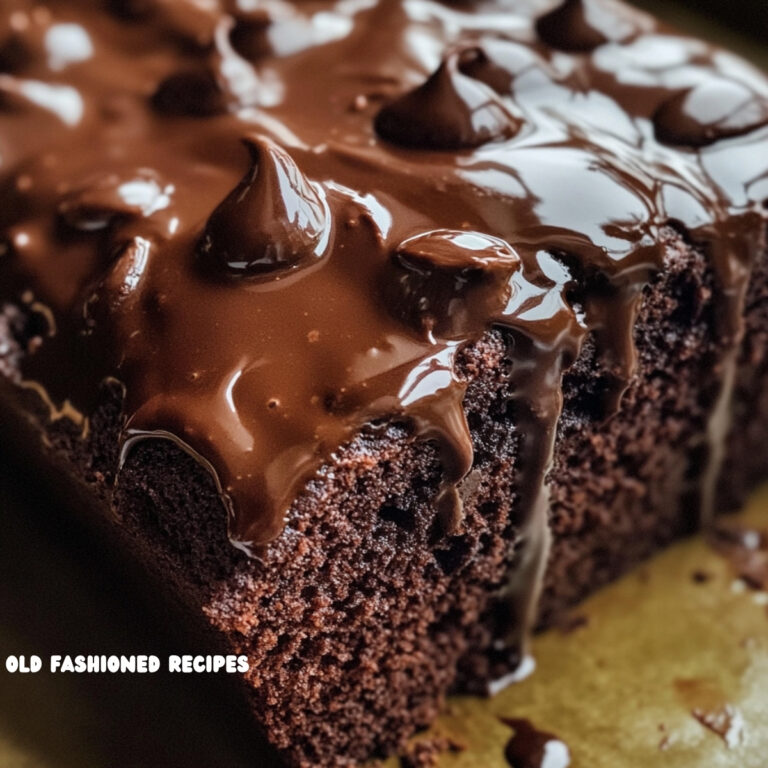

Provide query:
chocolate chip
left=386, top=229, right=520, bottom=338
left=84, top=236, right=154, bottom=323
left=152, top=68, right=226, bottom=117
left=536, top=0, right=627, bottom=53
left=375, top=52, right=520, bottom=150
left=654, top=79, right=768, bottom=148
left=500, top=717, right=571, bottom=768
left=198, top=136, right=329, bottom=278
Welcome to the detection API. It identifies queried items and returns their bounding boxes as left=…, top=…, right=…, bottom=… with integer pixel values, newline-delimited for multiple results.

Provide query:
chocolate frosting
left=1, top=0, right=768, bottom=667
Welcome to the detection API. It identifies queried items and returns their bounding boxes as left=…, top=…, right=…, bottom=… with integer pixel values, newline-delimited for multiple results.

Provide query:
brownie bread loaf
left=1, top=0, right=768, bottom=765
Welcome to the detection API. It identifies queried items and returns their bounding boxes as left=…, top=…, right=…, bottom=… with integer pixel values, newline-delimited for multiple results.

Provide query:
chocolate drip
left=199, top=137, right=330, bottom=278
left=1, top=0, right=767, bottom=679
left=490, top=256, right=584, bottom=664
left=375, top=51, right=520, bottom=149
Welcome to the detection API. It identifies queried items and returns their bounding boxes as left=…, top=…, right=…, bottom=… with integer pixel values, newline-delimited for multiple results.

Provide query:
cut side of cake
left=1, top=0, right=767, bottom=765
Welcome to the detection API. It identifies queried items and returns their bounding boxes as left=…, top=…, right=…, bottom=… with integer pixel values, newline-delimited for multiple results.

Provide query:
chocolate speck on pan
left=691, top=569, right=713, bottom=584
left=500, top=717, right=570, bottom=768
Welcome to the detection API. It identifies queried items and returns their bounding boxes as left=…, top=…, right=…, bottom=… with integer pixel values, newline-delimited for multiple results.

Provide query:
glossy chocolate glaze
left=1, top=0, right=767, bottom=669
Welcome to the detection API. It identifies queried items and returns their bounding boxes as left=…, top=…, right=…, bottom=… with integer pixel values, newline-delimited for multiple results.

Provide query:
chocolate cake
left=1, top=0, right=768, bottom=765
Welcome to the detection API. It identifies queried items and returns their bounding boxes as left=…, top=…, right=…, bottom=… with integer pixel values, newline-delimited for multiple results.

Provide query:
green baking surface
left=1, top=2, right=767, bottom=767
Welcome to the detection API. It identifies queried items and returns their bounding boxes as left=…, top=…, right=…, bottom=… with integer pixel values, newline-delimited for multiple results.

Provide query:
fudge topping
left=1, top=0, right=768, bottom=662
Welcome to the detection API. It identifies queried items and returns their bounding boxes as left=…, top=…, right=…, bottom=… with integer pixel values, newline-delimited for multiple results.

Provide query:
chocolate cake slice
left=1, top=0, right=768, bottom=765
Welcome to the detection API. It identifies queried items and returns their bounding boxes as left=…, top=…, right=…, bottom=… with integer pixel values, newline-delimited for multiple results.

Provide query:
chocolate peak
left=536, top=0, right=624, bottom=52
left=152, top=67, right=227, bottom=117
left=199, top=136, right=330, bottom=278
left=653, top=79, right=768, bottom=148
left=375, top=51, right=521, bottom=150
